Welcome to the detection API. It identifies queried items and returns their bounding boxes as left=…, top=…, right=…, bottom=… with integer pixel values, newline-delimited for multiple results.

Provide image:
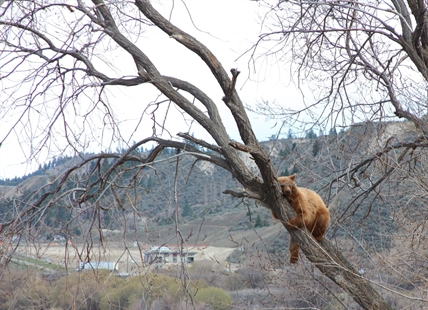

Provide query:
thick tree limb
left=223, top=189, right=262, bottom=201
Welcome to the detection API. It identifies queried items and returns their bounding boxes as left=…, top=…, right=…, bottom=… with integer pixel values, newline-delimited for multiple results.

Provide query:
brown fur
left=278, top=174, right=330, bottom=263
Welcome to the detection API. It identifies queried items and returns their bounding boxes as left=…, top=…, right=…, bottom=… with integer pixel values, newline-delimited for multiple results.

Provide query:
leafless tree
left=252, top=0, right=428, bottom=129
left=246, top=0, right=428, bottom=308
left=3, top=0, right=423, bottom=309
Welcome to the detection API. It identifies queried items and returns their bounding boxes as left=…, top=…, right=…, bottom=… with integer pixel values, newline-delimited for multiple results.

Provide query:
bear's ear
left=290, top=174, right=296, bottom=181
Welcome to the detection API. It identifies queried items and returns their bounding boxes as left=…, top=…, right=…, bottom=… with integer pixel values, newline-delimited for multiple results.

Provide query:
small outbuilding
left=144, top=246, right=196, bottom=265
left=77, top=261, right=118, bottom=272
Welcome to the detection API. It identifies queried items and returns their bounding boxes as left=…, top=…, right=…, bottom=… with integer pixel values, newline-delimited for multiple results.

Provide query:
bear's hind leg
left=289, top=239, right=300, bottom=264
left=312, top=211, right=330, bottom=241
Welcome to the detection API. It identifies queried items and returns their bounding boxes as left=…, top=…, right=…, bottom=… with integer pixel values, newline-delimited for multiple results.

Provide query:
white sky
left=0, top=0, right=304, bottom=180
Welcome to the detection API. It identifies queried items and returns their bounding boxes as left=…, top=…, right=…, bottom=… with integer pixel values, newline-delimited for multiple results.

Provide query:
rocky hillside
left=0, top=120, right=423, bottom=256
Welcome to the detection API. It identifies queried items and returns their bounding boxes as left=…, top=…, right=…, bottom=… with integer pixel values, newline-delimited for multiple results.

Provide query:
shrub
left=1, top=272, right=51, bottom=310
left=195, top=287, right=232, bottom=310
left=50, top=272, right=103, bottom=310
left=236, top=266, right=266, bottom=289
left=189, top=261, right=224, bottom=287
left=223, top=273, right=247, bottom=291
left=100, top=281, right=142, bottom=310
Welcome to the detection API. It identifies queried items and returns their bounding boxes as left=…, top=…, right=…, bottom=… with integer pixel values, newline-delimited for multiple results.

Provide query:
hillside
left=0, top=120, right=422, bottom=256
left=0, top=175, right=48, bottom=199
left=2, top=120, right=428, bottom=309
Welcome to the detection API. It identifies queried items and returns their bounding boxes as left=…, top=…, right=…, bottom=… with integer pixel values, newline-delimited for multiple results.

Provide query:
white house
left=143, top=246, right=196, bottom=265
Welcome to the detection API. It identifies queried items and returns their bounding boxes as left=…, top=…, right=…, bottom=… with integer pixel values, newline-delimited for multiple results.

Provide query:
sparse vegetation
left=0, top=268, right=234, bottom=310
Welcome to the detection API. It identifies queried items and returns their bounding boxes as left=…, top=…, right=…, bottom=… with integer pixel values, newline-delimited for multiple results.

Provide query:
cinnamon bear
left=278, top=174, right=330, bottom=263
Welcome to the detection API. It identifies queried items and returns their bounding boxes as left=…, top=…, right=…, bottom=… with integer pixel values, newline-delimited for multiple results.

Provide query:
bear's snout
left=282, top=188, right=291, bottom=196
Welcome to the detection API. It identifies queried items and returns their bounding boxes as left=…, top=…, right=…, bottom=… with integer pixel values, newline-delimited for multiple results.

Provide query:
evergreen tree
left=305, top=128, right=317, bottom=139
left=282, top=167, right=290, bottom=176
left=291, top=142, right=297, bottom=150
left=279, top=148, right=289, bottom=157
left=181, top=202, right=193, bottom=218
left=268, top=134, right=277, bottom=141
left=312, top=140, right=320, bottom=157
left=262, top=216, right=270, bottom=227
left=291, top=165, right=299, bottom=174
left=255, top=214, right=263, bottom=227
left=329, top=127, right=337, bottom=136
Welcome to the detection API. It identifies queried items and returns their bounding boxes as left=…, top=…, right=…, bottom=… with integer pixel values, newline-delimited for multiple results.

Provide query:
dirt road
left=15, top=243, right=236, bottom=273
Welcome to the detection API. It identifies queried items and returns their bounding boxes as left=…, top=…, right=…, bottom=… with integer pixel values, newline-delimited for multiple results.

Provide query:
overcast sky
left=0, top=0, right=304, bottom=180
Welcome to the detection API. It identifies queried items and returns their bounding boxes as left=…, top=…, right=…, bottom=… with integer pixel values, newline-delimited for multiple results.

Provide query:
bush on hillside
left=195, top=287, right=232, bottom=310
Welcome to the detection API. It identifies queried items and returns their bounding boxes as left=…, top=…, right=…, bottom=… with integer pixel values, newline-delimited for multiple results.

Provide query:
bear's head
left=278, top=174, right=297, bottom=198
